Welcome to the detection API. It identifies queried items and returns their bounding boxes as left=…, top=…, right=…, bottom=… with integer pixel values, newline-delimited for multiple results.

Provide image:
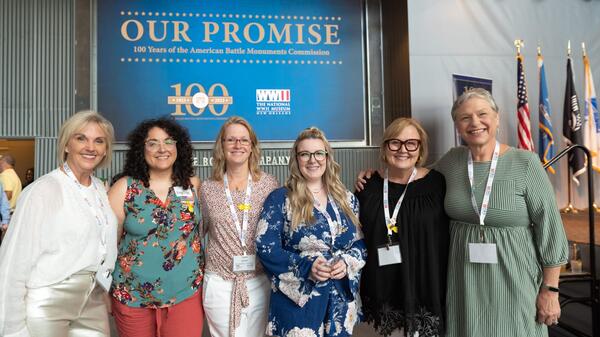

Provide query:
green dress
left=435, top=146, right=568, bottom=337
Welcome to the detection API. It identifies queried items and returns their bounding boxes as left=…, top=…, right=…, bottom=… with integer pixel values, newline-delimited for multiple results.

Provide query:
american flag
left=517, top=55, right=534, bottom=151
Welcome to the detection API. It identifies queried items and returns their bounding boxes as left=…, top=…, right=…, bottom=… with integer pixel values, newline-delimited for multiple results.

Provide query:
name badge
left=468, top=243, right=498, bottom=264
left=173, top=187, right=194, bottom=198
left=233, top=254, right=256, bottom=273
left=95, top=264, right=113, bottom=292
left=377, top=244, right=402, bottom=266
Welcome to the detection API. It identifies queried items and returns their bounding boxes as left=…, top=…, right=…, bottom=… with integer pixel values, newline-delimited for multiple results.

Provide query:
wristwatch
left=541, top=284, right=559, bottom=293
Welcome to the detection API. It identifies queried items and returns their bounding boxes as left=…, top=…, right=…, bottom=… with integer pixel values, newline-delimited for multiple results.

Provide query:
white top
left=0, top=169, right=118, bottom=337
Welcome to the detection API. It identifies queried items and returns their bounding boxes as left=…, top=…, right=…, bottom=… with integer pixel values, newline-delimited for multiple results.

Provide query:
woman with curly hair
left=256, top=127, right=366, bottom=337
left=108, top=118, right=204, bottom=337
left=200, top=116, right=278, bottom=337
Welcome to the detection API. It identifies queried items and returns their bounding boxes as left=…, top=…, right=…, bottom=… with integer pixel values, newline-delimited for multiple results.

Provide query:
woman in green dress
left=435, top=88, right=568, bottom=336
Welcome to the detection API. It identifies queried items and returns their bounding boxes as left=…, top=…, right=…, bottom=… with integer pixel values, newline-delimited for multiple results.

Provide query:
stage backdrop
left=97, top=0, right=366, bottom=142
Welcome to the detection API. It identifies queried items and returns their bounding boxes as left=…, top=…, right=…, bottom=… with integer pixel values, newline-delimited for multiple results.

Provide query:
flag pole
left=514, top=39, right=523, bottom=55
left=562, top=40, right=579, bottom=214
left=582, top=43, right=600, bottom=213
left=562, top=168, right=578, bottom=213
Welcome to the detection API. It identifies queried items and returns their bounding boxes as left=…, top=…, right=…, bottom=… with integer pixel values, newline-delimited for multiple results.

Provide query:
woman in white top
left=0, top=111, right=118, bottom=337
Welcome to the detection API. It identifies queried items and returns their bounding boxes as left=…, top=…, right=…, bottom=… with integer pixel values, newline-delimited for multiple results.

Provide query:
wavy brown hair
left=286, top=127, right=360, bottom=230
left=211, top=116, right=261, bottom=181
left=120, top=118, right=194, bottom=189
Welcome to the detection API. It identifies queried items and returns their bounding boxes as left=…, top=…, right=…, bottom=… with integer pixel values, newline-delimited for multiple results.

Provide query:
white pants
left=26, top=271, right=109, bottom=337
left=203, top=272, right=270, bottom=337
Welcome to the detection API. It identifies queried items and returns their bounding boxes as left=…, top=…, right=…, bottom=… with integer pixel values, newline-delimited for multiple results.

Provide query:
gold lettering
left=172, top=21, right=191, bottom=42
left=203, top=22, right=219, bottom=42
left=243, top=22, right=265, bottom=44
left=185, top=83, right=206, bottom=116
left=307, top=24, right=321, bottom=45
left=295, top=24, right=305, bottom=44
left=148, top=20, right=168, bottom=42
left=223, top=22, right=242, bottom=43
left=267, top=23, right=292, bottom=44
left=170, top=84, right=184, bottom=116
left=208, top=83, right=230, bottom=116
left=324, top=24, right=340, bottom=45
left=121, top=20, right=144, bottom=41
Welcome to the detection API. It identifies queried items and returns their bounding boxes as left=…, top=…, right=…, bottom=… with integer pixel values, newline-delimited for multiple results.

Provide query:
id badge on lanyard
left=377, top=243, right=402, bottom=266
left=378, top=168, right=416, bottom=266
left=224, top=173, right=256, bottom=273
left=314, top=194, right=342, bottom=254
left=467, top=142, right=499, bottom=264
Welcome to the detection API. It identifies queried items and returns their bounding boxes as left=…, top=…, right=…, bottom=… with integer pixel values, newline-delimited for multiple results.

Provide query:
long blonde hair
left=211, top=116, right=261, bottom=181
left=286, top=127, right=360, bottom=230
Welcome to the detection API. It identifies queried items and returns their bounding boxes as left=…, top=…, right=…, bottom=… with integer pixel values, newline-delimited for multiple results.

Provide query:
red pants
left=112, top=291, right=204, bottom=337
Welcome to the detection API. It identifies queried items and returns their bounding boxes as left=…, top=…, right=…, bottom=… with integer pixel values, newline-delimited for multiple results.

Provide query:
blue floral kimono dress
left=256, top=187, right=367, bottom=337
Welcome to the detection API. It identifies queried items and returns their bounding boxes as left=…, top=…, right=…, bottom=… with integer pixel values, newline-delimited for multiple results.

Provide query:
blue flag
left=538, top=53, right=556, bottom=173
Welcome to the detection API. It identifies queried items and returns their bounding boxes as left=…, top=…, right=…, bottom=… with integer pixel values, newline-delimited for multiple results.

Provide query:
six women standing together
left=0, top=90, right=568, bottom=337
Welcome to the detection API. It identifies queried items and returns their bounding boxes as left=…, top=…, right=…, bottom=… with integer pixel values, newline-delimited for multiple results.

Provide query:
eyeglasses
left=385, top=138, right=421, bottom=152
left=223, top=137, right=251, bottom=147
left=297, top=150, right=328, bottom=162
left=145, top=138, right=177, bottom=151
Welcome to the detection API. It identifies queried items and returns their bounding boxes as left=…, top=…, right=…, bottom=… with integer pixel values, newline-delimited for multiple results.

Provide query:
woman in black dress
left=355, top=117, right=449, bottom=337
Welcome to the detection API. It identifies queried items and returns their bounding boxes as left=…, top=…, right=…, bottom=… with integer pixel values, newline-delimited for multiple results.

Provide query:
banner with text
left=98, top=0, right=366, bottom=142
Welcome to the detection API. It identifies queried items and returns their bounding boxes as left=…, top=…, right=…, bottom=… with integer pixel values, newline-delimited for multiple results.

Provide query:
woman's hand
left=310, top=256, right=332, bottom=282
left=329, top=259, right=347, bottom=280
left=355, top=169, right=375, bottom=192
left=536, top=288, right=561, bottom=326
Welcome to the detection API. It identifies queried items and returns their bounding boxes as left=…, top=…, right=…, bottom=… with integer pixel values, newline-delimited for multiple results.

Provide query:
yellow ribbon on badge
left=184, top=200, right=194, bottom=212
left=387, top=224, right=398, bottom=233
left=238, top=203, right=251, bottom=211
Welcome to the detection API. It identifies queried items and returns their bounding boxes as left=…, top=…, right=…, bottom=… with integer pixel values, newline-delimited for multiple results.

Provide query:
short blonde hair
left=451, top=88, right=499, bottom=121
left=57, top=110, right=115, bottom=167
left=380, top=117, right=429, bottom=167
left=211, top=116, right=261, bottom=181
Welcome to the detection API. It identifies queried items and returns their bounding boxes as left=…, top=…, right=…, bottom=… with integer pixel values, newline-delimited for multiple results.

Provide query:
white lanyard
left=383, top=168, right=417, bottom=237
left=314, top=194, right=342, bottom=247
left=467, top=141, right=500, bottom=228
left=62, top=162, right=108, bottom=246
left=223, top=173, right=252, bottom=252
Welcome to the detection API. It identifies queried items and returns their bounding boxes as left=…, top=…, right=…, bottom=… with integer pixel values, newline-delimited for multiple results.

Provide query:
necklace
left=310, top=187, right=323, bottom=194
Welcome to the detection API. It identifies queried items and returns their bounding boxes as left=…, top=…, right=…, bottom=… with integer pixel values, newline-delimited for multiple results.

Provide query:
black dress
left=355, top=170, right=449, bottom=337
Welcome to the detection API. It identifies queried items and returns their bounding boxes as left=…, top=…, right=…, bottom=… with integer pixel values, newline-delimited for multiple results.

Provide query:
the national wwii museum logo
left=256, top=89, right=292, bottom=115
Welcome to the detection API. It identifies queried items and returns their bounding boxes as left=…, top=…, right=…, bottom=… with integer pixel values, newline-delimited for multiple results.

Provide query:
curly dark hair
left=119, top=117, right=195, bottom=189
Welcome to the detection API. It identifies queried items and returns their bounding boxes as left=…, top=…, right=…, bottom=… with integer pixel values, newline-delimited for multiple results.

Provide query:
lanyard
left=383, top=168, right=417, bottom=237
left=467, top=141, right=500, bottom=231
left=62, top=162, right=108, bottom=246
left=314, top=194, right=342, bottom=247
left=223, top=173, right=252, bottom=252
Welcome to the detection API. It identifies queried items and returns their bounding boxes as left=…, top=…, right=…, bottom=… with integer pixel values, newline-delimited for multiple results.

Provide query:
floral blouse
left=256, top=187, right=366, bottom=337
left=111, top=178, right=204, bottom=308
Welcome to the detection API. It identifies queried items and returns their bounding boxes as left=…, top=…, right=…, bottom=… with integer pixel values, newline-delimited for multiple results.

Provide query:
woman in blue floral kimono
left=256, top=127, right=366, bottom=337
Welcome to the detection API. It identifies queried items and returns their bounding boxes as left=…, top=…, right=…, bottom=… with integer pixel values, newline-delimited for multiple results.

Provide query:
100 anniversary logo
left=168, top=82, right=233, bottom=119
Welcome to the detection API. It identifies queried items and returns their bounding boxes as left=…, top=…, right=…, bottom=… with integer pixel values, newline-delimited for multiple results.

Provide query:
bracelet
left=541, top=284, right=559, bottom=293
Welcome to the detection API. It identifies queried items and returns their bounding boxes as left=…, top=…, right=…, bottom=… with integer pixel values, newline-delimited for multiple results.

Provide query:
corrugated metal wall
left=0, top=0, right=74, bottom=176
left=1, top=0, right=381, bottom=187
left=94, top=147, right=380, bottom=190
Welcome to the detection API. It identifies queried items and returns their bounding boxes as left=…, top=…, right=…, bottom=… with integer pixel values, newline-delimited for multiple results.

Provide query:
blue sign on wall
left=97, top=0, right=366, bottom=142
